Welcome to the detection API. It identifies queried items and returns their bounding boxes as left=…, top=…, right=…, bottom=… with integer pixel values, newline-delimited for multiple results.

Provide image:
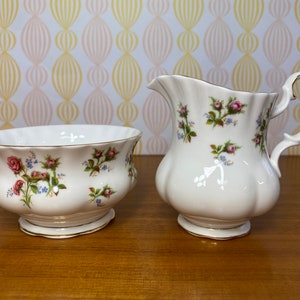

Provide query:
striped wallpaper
left=0, top=0, right=299, bottom=154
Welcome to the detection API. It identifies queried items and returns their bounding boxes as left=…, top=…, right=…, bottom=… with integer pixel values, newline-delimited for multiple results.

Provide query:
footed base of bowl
left=177, top=214, right=251, bottom=240
left=19, top=209, right=115, bottom=239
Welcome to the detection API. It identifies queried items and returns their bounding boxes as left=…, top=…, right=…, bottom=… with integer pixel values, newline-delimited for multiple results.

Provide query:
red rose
left=93, top=150, right=103, bottom=159
left=13, top=180, right=25, bottom=195
left=103, top=188, right=113, bottom=198
left=40, top=172, right=50, bottom=180
left=45, top=158, right=57, bottom=169
left=7, top=156, right=23, bottom=174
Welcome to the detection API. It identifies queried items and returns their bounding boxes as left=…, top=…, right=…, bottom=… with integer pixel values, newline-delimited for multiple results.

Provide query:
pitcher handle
left=270, top=72, right=300, bottom=177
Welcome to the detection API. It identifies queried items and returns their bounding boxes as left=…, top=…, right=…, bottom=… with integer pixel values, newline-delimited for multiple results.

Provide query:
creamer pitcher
left=148, top=73, right=300, bottom=239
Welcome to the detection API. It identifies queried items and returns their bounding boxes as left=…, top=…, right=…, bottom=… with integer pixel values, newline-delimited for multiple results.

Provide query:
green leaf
left=88, top=159, right=94, bottom=167
left=22, top=174, right=30, bottom=182
left=58, top=184, right=66, bottom=190
left=208, top=111, right=216, bottom=119
left=30, top=185, right=38, bottom=194
left=52, top=177, right=59, bottom=186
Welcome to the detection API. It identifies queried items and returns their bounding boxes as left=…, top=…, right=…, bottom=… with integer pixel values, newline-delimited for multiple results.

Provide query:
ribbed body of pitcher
left=153, top=76, right=281, bottom=230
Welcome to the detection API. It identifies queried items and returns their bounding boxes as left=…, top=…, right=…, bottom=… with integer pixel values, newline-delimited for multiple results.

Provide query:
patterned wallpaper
left=0, top=0, right=300, bottom=154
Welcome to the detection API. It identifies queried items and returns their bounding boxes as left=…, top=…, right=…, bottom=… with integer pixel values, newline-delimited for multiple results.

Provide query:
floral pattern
left=205, top=96, right=247, bottom=127
left=252, top=103, right=273, bottom=153
left=177, top=102, right=197, bottom=143
left=125, top=146, right=138, bottom=182
left=210, top=141, right=241, bottom=166
left=82, top=147, right=119, bottom=176
left=82, top=147, right=120, bottom=207
left=204, top=96, right=247, bottom=165
left=88, top=185, right=115, bottom=206
left=6, top=152, right=66, bottom=208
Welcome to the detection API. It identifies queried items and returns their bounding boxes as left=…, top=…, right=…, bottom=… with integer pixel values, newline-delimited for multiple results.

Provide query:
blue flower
left=256, top=113, right=262, bottom=126
left=25, top=158, right=33, bottom=169
left=96, top=198, right=102, bottom=206
left=177, top=132, right=184, bottom=140
left=225, top=118, right=233, bottom=125
left=7, top=187, right=14, bottom=197
left=38, top=186, right=48, bottom=194
left=219, top=155, right=226, bottom=162
left=101, top=165, right=108, bottom=171
left=25, top=157, right=38, bottom=169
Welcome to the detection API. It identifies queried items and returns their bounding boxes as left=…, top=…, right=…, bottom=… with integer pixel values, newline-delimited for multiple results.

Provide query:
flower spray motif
left=125, top=145, right=138, bottom=182
left=83, top=147, right=119, bottom=206
left=7, top=153, right=66, bottom=208
left=83, top=147, right=119, bottom=176
left=88, top=185, right=115, bottom=207
left=252, top=103, right=273, bottom=153
left=177, top=102, right=197, bottom=143
left=204, top=96, right=246, bottom=165
left=205, top=96, right=247, bottom=127
left=210, top=141, right=241, bottom=166
left=40, top=155, right=66, bottom=195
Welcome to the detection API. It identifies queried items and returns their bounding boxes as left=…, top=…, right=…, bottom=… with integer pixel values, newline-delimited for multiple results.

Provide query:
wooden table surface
left=0, top=155, right=299, bottom=300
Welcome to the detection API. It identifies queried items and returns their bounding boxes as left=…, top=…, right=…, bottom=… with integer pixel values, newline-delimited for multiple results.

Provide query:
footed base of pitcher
left=177, top=214, right=251, bottom=240
left=19, top=209, right=115, bottom=239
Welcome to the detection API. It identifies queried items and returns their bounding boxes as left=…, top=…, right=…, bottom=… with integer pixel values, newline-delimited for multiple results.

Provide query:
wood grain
left=0, top=155, right=299, bottom=299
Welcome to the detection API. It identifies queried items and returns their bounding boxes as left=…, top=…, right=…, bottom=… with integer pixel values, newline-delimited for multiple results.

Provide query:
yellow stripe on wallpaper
left=0, top=0, right=19, bottom=129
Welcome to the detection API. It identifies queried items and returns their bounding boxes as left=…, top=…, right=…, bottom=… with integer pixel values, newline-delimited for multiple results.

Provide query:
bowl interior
left=0, top=125, right=141, bottom=147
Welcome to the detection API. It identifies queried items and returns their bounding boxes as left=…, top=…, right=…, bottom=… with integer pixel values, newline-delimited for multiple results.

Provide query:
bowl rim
left=0, top=124, right=142, bottom=148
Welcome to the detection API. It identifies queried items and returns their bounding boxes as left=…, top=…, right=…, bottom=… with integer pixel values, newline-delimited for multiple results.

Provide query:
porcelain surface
left=0, top=124, right=141, bottom=238
left=148, top=72, right=300, bottom=239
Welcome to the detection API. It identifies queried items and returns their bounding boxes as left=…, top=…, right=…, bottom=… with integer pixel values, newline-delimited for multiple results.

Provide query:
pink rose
left=106, top=148, right=118, bottom=159
left=7, top=156, right=23, bottom=174
left=178, top=105, right=188, bottom=118
left=31, top=171, right=40, bottom=178
left=178, top=120, right=185, bottom=129
left=214, top=100, right=222, bottom=110
left=229, top=100, right=243, bottom=112
left=226, top=144, right=236, bottom=153
left=13, top=180, right=25, bottom=195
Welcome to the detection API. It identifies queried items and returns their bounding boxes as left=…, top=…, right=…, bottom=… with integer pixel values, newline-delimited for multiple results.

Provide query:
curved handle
left=270, top=72, right=300, bottom=177
left=271, top=72, right=300, bottom=118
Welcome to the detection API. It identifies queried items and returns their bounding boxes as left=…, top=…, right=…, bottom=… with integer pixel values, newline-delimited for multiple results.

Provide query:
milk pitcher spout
left=148, top=73, right=300, bottom=240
